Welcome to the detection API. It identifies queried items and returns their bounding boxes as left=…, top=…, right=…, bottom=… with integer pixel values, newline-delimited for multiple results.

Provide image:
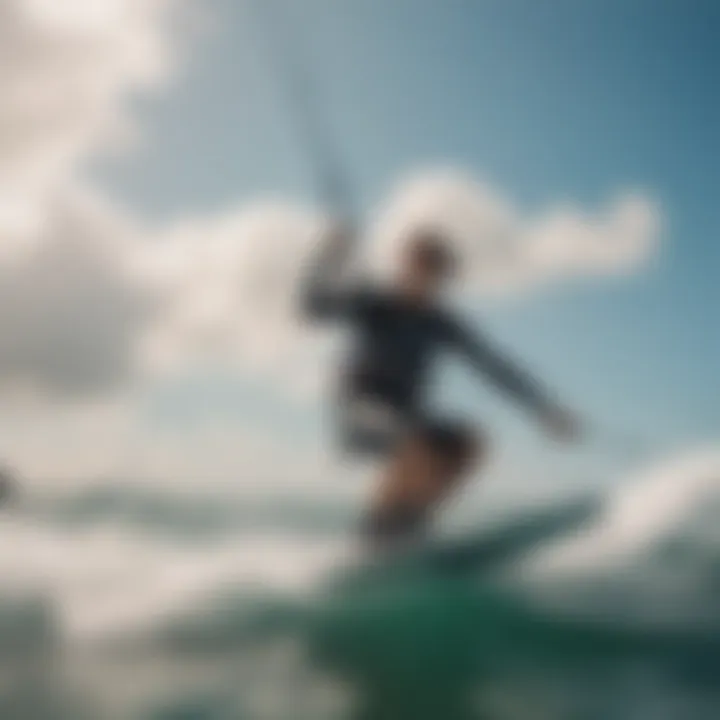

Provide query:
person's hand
left=538, top=404, right=582, bottom=443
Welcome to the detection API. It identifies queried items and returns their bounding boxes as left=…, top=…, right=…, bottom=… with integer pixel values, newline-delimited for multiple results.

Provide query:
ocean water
left=0, top=455, right=718, bottom=720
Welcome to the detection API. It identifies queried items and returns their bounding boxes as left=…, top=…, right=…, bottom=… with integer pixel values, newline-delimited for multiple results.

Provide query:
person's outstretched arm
left=300, top=218, right=362, bottom=321
left=447, top=317, right=578, bottom=437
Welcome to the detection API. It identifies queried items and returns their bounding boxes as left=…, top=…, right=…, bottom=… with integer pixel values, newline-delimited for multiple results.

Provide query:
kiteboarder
left=302, top=221, right=581, bottom=551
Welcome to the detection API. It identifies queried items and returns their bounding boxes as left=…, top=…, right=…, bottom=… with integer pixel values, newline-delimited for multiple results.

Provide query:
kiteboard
left=328, top=494, right=600, bottom=594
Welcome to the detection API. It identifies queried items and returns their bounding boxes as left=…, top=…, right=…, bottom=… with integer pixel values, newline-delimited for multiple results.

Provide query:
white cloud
left=0, top=0, right=188, bottom=237
left=136, top=201, right=335, bottom=398
left=369, top=169, right=661, bottom=293
left=0, top=0, right=196, bottom=397
left=0, top=188, right=158, bottom=397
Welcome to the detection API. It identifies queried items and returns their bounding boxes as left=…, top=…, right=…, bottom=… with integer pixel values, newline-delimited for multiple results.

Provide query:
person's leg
left=363, top=433, right=437, bottom=550
left=419, top=422, right=483, bottom=510
left=363, top=423, right=483, bottom=550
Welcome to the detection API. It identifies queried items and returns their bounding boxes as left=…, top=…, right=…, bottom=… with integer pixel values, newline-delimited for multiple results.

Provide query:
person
left=301, top=220, right=580, bottom=552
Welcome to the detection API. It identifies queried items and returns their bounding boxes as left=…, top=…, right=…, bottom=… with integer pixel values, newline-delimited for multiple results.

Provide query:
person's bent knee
left=423, top=421, right=484, bottom=478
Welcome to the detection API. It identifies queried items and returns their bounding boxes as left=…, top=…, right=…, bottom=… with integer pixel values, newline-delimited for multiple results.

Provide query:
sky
left=0, top=0, right=718, bottom=494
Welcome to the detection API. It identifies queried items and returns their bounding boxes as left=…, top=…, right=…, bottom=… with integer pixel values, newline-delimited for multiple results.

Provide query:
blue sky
left=98, top=0, right=719, bottom=469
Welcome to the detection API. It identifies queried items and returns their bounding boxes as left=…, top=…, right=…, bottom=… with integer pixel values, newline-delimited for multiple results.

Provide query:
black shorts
left=339, top=396, right=475, bottom=462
